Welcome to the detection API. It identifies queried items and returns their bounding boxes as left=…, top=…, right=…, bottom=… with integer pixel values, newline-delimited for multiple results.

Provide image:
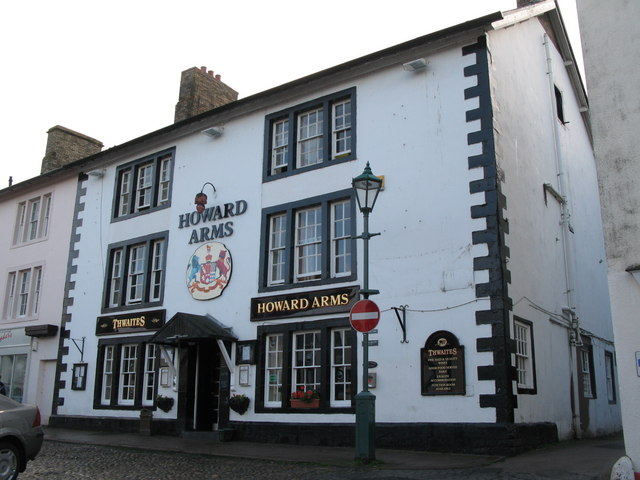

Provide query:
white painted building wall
left=56, top=2, right=620, bottom=445
left=0, top=175, right=78, bottom=423
left=488, top=14, right=620, bottom=438
left=59, top=36, right=499, bottom=424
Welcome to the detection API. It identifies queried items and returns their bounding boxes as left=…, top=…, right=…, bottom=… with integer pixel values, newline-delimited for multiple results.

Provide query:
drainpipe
left=544, top=33, right=582, bottom=439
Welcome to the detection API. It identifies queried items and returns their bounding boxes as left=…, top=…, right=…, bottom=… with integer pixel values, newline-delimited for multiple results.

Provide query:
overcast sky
left=0, top=0, right=580, bottom=187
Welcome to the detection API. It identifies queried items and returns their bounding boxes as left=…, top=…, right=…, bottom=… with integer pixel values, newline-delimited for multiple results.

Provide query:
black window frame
left=554, top=85, right=566, bottom=124
left=258, top=190, right=356, bottom=292
left=93, top=335, right=159, bottom=410
left=102, top=231, right=169, bottom=313
left=255, top=317, right=356, bottom=413
left=513, top=316, right=537, bottom=395
left=262, top=88, right=356, bottom=182
left=112, top=147, right=175, bottom=221
left=605, top=350, right=616, bottom=404
left=579, top=339, right=597, bottom=399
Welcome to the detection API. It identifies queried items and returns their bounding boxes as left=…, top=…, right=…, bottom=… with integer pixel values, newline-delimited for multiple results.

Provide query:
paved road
left=20, top=439, right=616, bottom=480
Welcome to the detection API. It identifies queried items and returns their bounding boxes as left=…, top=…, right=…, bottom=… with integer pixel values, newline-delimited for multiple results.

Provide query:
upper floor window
left=103, top=232, right=168, bottom=312
left=13, top=193, right=52, bottom=246
left=3, top=265, right=43, bottom=320
left=264, top=88, right=356, bottom=180
left=113, top=149, right=174, bottom=220
left=260, top=191, right=355, bottom=291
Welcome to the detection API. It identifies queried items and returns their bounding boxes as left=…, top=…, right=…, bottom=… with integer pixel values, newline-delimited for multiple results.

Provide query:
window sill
left=259, top=275, right=356, bottom=293
left=263, top=155, right=356, bottom=183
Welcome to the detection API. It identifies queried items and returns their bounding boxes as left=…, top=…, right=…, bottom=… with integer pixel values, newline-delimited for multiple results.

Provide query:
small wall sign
left=421, top=330, right=465, bottom=395
left=186, top=242, right=232, bottom=300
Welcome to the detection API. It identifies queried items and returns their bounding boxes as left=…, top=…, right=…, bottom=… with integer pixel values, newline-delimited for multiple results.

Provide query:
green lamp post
left=352, top=162, right=382, bottom=462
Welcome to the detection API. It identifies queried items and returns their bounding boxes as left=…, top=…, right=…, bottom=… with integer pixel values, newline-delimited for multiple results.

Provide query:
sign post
left=351, top=162, right=382, bottom=463
left=350, top=299, right=380, bottom=462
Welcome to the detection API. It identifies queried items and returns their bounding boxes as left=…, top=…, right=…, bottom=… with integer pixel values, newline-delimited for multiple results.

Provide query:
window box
left=290, top=398, right=320, bottom=409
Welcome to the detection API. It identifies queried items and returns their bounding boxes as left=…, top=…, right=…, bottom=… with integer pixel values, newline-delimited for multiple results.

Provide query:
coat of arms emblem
left=186, top=242, right=232, bottom=300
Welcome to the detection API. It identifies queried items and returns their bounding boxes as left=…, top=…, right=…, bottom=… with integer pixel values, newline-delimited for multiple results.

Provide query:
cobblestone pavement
left=20, top=440, right=609, bottom=480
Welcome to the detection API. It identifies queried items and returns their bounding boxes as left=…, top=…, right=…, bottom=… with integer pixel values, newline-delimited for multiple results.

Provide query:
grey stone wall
left=41, top=125, right=103, bottom=174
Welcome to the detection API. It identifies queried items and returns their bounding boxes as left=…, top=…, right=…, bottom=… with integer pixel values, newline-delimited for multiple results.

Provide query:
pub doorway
left=180, top=339, right=232, bottom=432
left=148, top=312, right=236, bottom=434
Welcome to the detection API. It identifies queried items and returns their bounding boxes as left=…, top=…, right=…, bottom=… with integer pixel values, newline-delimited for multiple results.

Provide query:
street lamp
left=352, top=162, right=382, bottom=462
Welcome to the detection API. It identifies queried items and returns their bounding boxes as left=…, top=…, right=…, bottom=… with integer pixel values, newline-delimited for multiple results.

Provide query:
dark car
left=0, top=395, right=43, bottom=480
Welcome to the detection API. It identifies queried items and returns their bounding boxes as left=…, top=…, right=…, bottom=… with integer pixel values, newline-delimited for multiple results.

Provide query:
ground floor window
left=0, top=354, right=27, bottom=402
left=95, top=336, right=158, bottom=409
left=513, top=317, right=537, bottom=394
left=605, top=351, right=616, bottom=404
left=256, top=318, right=355, bottom=412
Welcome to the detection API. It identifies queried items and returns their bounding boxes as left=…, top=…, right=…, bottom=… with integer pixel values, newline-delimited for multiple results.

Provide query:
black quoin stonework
left=52, top=173, right=88, bottom=416
left=463, top=36, right=517, bottom=423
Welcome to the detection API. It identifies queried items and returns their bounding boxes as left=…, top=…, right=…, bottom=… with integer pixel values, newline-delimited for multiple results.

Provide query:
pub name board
left=251, top=286, right=359, bottom=321
left=178, top=199, right=248, bottom=245
left=96, top=310, right=166, bottom=336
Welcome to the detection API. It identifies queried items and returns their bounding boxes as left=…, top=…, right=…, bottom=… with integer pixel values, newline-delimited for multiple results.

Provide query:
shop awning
left=149, top=312, right=237, bottom=345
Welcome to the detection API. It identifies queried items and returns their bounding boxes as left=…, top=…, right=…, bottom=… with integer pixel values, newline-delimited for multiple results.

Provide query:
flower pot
left=290, top=398, right=320, bottom=409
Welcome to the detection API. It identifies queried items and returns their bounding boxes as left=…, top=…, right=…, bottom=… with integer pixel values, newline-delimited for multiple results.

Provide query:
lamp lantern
left=194, top=182, right=216, bottom=213
left=352, top=162, right=382, bottom=214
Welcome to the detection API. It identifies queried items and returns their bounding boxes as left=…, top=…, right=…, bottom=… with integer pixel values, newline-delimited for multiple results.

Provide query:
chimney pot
left=200, top=66, right=207, bottom=73
left=215, top=74, right=221, bottom=81
left=208, top=70, right=214, bottom=77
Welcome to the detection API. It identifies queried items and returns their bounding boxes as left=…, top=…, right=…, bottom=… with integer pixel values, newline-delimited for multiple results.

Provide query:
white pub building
left=49, top=1, right=620, bottom=454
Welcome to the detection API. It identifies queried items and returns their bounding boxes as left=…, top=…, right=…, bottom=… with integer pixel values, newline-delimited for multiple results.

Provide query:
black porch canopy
left=149, top=312, right=236, bottom=345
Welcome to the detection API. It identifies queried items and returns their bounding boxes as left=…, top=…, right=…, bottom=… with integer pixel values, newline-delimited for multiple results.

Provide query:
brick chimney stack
left=41, top=126, right=103, bottom=174
left=174, top=66, right=239, bottom=123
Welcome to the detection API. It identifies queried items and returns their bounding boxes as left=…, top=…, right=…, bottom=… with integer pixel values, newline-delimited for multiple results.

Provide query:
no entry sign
left=349, top=299, right=380, bottom=333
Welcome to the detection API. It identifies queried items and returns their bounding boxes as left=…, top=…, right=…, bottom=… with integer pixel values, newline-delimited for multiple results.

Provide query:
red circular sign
left=349, top=299, right=380, bottom=333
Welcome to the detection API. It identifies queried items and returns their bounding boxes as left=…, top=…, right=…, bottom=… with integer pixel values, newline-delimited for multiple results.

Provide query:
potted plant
left=290, top=386, right=320, bottom=408
left=155, top=394, right=174, bottom=413
left=229, top=394, right=250, bottom=415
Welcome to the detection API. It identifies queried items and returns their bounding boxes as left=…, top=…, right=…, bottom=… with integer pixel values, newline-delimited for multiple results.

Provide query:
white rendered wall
left=0, top=175, right=78, bottom=423
left=60, top=35, right=498, bottom=424
left=488, top=17, right=619, bottom=438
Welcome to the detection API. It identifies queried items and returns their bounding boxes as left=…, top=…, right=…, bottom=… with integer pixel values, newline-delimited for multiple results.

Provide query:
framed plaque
left=421, top=330, right=465, bottom=395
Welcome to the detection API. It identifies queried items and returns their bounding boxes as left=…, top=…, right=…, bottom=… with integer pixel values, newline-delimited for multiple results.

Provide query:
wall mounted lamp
left=195, top=182, right=217, bottom=213
left=202, top=126, right=224, bottom=138
left=402, top=58, right=427, bottom=71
